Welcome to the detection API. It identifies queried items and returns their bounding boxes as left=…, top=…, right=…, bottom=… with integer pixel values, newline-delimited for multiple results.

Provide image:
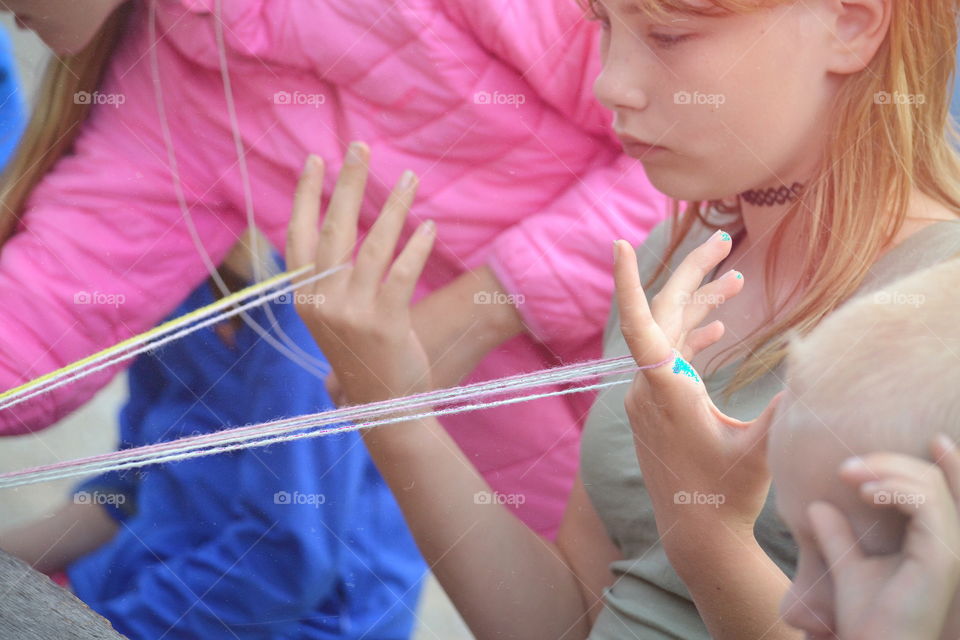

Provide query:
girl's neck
left=728, top=186, right=958, bottom=275
left=737, top=185, right=805, bottom=248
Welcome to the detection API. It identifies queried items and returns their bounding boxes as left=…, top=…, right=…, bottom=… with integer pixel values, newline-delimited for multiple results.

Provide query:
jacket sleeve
left=0, top=28, right=26, bottom=167
left=0, top=99, right=246, bottom=436
left=486, top=152, right=668, bottom=357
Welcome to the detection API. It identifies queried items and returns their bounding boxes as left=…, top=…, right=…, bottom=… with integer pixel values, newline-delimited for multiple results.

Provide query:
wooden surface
left=0, top=549, right=125, bottom=639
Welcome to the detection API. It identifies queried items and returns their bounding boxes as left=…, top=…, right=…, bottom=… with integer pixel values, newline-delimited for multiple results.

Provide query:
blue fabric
left=68, top=277, right=425, bottom=639
left=0, top=27, right=26, bottom=168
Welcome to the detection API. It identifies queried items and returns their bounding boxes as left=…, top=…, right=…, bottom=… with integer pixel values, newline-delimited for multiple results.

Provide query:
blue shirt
left=68, top=279, right=425, bottom=639
left=0, top=27, right=26, bottom=168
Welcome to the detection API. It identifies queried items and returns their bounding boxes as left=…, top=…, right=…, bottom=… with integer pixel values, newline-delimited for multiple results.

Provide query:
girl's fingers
left=681, top=269, right=744, bottom=334
left=808, top=500, right=863, bottom=571
left=614, top=239, right=674, bottom=373
left=322, top=142, right=371, bottom=263
left=840, top=453, right=938, bottom=486
left=654, top=229, right=734, bottom=323
left=844, top=454, right=960, bottom=528
left=287, top=155, right=325, bottom=274
left=932, top=435, right=960, bottom=501
left=857, top=476, right=960, bottom=557
left=683, top=320, right=724, bottom=360
left=382, top=219, right=436, bottom=309
left=352, top=170, right=419, bottom=293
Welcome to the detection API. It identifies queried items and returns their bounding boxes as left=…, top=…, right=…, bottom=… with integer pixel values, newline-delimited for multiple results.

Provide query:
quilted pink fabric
left=0, top=0, right=667, bottom=535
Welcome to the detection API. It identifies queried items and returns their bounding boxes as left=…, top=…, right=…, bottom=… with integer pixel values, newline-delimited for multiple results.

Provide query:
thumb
left=747, top=390, right=787, bottom=449
left=717, top=389, right=785, bottom=453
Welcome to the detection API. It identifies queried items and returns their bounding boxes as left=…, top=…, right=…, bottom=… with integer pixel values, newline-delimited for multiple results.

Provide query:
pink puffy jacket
left=0, top=0, right=667, bottom=536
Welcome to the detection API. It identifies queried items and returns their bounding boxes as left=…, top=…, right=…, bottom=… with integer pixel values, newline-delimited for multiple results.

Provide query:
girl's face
left=591, top=0, right=858, bottom=202
left=3, top=0, right=128, bottom=55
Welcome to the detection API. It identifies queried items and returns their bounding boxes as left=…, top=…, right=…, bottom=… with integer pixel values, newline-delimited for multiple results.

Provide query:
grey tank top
left=582, top=210, right=960, bottom=639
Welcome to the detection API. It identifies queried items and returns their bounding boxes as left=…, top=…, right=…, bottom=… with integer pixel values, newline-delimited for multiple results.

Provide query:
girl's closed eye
left=584, top=3, right=695, bottom=49
left=647, top=31, right=695, bottom=48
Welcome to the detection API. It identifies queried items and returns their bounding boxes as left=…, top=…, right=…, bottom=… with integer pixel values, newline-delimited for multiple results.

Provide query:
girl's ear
left=824, top=0, right=891, bottom=75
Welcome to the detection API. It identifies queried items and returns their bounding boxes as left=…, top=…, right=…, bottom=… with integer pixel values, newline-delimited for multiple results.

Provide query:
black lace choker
left=740, top=182, right=804, bottom=206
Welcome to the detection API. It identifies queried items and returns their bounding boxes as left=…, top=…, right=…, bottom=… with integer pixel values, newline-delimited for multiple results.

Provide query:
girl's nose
left=594, top=76, right=648, bottom=114
left=593, top=60, right=649, bottom=113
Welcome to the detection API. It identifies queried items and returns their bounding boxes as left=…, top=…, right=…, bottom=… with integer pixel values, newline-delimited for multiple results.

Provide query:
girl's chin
left=644, top=170, right=731, bottom=204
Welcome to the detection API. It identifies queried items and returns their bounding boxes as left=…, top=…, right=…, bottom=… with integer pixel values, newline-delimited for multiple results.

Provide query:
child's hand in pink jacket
left=286, top=143, right=437, bottom=407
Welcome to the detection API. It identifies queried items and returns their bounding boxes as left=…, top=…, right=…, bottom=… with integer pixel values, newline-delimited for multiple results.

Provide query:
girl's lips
left=621, top=140, right=668, bottom=158
left=614, top=130, right=668, bottom=158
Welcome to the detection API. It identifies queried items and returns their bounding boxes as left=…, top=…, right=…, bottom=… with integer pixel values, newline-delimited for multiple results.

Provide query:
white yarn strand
left=0, top=356, right=655, bottom=489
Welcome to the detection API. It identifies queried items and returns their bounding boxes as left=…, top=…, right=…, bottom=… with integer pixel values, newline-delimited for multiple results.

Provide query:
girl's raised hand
left=286, top=143, right=436, bottom=406
left=612, top=233, right=785, bottom=552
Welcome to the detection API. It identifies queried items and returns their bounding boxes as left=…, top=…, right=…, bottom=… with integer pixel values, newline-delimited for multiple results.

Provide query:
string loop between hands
left=0, top=352, right=676, bottom=489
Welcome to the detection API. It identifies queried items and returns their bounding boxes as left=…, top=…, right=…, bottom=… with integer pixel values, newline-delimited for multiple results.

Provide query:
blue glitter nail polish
left=719, top=231, right=731, bottom=242
left=672, top=352, right=701, bottom=383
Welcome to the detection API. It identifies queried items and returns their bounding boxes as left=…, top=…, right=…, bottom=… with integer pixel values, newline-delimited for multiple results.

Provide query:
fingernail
left=937, top=433, right=956, bottom=450
left=861, top=481, right=881, bottom=493
left=346, top=142, right=364, bottom=166
left=841, top=457, right=866, bottom=472
left=613, top=240, right=620, bottom=263
left=713, top=229, right=731, bottom=242
left=399, top=169, right=417, bottom=189
left=419, top=219, right=435, bottom=235
left=724, top=269, right=742, bottom=280
left=303, top=154, right=319, bottom=174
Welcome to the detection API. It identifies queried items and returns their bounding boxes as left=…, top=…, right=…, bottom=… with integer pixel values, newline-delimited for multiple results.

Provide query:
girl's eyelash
left=586, top=7, right=693, bottom=46
left=648, top=33, right=693, bottom=48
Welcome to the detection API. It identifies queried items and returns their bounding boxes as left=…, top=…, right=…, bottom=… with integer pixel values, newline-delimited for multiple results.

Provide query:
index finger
left=932, top=435, right=960, bottom=500
left=287, top=154, right=325, bottom=275
left=614, top=239, right=674, bottom=372
left=657, top=229, right=733, bottom=312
